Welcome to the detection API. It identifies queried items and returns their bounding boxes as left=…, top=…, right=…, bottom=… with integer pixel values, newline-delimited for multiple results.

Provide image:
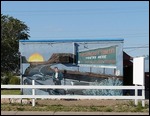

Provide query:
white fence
left=1, top=80, right=145, bottom=107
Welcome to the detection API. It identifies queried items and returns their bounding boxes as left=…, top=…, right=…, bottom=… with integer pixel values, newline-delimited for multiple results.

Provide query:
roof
left=19, top=38, right=124, bottom=43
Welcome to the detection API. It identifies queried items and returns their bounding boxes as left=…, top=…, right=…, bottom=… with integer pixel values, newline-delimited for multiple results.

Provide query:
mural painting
left=19, top=40, right=123, bottom=96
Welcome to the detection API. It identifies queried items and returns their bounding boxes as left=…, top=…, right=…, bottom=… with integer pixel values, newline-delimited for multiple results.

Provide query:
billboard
left=78, top=46, right=117, bottom=67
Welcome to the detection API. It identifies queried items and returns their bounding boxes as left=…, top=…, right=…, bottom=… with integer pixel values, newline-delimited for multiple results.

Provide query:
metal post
left=32, top=80, right=35, bottom=107
left=142, top=86, right=145, bottom=107
left=114, top=68, right=116, bottom=75
left=103, top=68, right=105, bottom=74
left=72, top=42, right=75, bottom=65
left=19, top=52, right=23, bottom=104
left=19, top=52, right=23, bottom=95
left=63, top=70, right=66, bottom=85
left=135, top=84, right=138, bottom=106
left=90, top=67, right=92, bottom=73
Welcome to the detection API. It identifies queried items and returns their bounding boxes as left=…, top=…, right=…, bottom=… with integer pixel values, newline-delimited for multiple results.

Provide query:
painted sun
left=28, top=53, right=44, bottom=62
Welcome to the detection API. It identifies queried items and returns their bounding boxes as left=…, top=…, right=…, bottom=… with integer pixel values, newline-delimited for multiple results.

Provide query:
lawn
left=1, top=90, right=21, bottom=95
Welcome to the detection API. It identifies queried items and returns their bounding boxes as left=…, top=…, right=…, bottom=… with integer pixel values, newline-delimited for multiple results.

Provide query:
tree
left=1, top=14, right=30, bottom=75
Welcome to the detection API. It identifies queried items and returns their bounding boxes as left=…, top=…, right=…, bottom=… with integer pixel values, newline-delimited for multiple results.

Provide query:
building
left=123, top=53, right=149, bottom=99
left=19, top=38, right=124, bottom=95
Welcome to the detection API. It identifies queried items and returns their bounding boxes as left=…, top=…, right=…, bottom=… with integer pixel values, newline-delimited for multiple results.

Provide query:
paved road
left=1, top=111, right=149, bottom=115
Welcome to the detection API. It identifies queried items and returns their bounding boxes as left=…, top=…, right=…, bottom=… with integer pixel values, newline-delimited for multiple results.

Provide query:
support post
left=135, top=84, right=138, bottom=106
left=90, top=67, right=92, bottom=73
left=19, top=52, right=23, bottom=104
left=32, top=80, right=35, bottom=107
left=103, top=68, right=105, bottom=74
left=142, top=86, right=145, bottom=107
left=19, top=52, right=23, bottom=95
left=72, top=42, right=75, bottom=65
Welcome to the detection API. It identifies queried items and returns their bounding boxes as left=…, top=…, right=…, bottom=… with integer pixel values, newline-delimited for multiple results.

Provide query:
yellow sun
left=28, top=53, right=44, bottom=62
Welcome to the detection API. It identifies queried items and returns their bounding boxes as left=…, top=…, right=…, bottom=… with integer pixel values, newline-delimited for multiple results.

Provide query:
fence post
left=32, top=80, right=35, bottom=107
left=135, top=84, right=138, bottom=106
left=142, top=86, right=145, bottom=107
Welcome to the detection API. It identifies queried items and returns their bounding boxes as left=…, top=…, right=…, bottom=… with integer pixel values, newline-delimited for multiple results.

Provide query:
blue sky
left=1, top=1, right=149, bottom=57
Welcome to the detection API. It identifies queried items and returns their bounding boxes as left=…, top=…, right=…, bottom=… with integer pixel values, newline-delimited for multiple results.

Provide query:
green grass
left=1, top=90, right=21, bottom=95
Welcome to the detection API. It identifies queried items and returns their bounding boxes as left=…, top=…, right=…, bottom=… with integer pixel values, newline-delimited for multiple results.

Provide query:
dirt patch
left=1, top=98, right=11, bottom=104
left=2, top=99, right=149, bottom=107
left=0, top=99, right=129, bottom=106
left=36, top=99, right=133, bottom=106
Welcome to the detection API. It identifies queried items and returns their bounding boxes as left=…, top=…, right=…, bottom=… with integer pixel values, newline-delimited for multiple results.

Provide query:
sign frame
left=78, top=46, right=117, bottom=68
left=133, top=57, right=145, bottom=85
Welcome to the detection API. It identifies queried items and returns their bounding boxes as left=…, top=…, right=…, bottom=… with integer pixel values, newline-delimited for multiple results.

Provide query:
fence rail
left=1, top=85, right=145, bottom=89
left=1, top=80, right=145, bottom=107
left=1, top=95, right=144, bottom=99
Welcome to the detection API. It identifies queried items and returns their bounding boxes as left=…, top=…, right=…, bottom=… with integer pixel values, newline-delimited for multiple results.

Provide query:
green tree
left=1, top=14, right=30, bottom=75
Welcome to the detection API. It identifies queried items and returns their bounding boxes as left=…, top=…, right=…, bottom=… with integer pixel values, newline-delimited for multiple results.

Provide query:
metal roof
left=19, top=38, right=124, bottom=43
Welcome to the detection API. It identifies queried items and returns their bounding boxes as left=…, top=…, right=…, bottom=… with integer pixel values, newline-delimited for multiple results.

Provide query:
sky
left=1, top=1, right=149, bottom=57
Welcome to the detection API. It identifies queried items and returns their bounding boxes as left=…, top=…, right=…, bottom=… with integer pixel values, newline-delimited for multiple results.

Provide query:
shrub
left=82, top=77, right=123, bottom=96
left=1, top=76, right=10, bottom=84
left=1, top=72, right=20, bottom=85
left=1, top=72, right=14, bottom=84
left=9, top=76, right=20, bottom=85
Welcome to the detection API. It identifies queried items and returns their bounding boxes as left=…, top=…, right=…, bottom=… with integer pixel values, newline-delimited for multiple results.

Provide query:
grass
left=1, top=101, right=149, bottom=112
left=1, top=90, right=21, bottom=95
